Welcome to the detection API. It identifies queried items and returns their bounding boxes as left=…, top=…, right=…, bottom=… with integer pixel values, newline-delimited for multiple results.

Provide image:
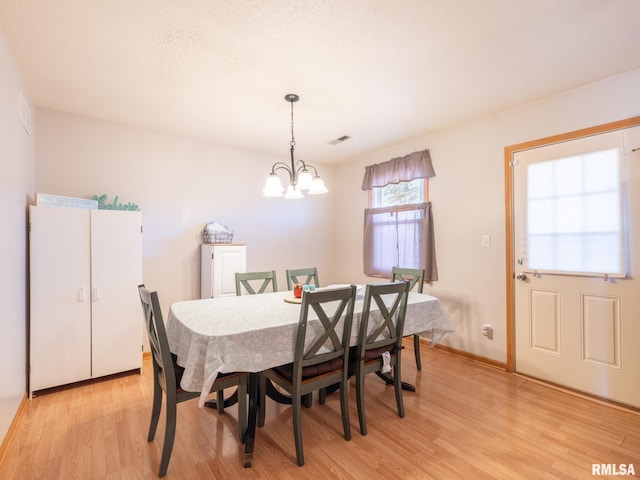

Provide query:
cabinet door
left=212, top=245, right=246, bottom=297
left=201, top=244, right=247, bottom=298
left=29, top=206, right=92, bottom=393
left=90, top=210, right=143, bottom=377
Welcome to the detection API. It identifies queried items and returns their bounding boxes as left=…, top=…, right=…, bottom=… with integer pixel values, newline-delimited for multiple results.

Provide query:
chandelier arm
left=294, top=159, right=308, bottom=176
left=306, top=164, right=320, bottom=177
left=270, top=162, right=295, bottom=183
left=295, top=161, right=320, bottom=177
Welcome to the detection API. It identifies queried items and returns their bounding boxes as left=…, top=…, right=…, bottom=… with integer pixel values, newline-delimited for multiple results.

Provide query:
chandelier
left=262, top=94, right=328, bottom=199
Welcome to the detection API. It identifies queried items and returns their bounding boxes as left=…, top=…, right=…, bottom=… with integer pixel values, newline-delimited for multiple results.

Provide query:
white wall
left=335, top=68, right=640, bottom=363
left=34, top=110, right=338, bottom=314
left=0, top=31, right=35, bottom=445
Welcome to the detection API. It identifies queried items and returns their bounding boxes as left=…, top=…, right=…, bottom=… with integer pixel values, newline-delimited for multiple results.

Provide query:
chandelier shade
left=262, top=173, right=285, bottom=197
left=262, top=94, right=328, bottom=199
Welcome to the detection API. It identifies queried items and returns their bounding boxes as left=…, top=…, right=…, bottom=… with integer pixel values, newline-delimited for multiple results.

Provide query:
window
left=361, top=150, right=438, bottom=280
left=526, top=147, right=626, bottom=276
left=372, top=178, right=425, bottom=207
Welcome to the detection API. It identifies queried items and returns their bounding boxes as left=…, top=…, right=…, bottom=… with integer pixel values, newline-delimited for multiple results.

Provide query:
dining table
left=165, top=286, right=455, bottom=466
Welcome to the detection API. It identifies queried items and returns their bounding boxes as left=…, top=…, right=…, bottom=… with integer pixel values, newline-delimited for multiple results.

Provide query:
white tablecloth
left=166, top=289, right=454, bottom=406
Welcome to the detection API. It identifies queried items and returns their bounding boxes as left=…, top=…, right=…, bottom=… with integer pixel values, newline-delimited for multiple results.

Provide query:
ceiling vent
left=328, top=135, right=351, bottom=146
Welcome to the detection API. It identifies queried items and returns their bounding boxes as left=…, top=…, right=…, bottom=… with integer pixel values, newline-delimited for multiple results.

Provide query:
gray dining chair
left=236, top=269, right=315, bottom=412
left=391, top=266, right=426, bottom=370
left=235, top=270, right=278, bottom=295
left=258, top=285, right=357, bottom=466
left=285, top=267, right=319, bottom=290
left=349, top=281, right=410, bottom=435
left=138, top=285, right=248, bottom=477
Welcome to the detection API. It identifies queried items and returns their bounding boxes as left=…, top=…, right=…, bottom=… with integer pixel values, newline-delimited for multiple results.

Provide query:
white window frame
left=364, top=179, right=428, bottom=277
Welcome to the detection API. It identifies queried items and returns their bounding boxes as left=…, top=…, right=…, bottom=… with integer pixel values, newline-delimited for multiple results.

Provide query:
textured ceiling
left=1, top=0, right=640, bottom=164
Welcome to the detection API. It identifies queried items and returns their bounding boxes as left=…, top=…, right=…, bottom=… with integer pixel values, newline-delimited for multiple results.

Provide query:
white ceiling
left=1, top=1, right=640, bottom=165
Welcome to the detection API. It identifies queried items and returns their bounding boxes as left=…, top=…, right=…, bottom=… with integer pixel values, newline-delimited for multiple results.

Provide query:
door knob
left=516, top=273, right=527, bottom=281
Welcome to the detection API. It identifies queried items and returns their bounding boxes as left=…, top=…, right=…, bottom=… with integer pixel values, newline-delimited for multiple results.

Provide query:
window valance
left=361, top=149, right=435, bottom=190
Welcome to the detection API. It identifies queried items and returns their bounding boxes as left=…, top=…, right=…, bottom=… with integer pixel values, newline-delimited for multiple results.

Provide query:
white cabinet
left=29, top=206, right=143, bottom=395
left=201, top=244, right=246, bottom=298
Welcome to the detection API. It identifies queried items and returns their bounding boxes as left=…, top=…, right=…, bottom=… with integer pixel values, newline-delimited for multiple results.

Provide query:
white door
left=29, top=206, right=92, bottom=392
left=91, top=210, right=143, bottom=378
left=513, top=126, right=640, bottom=408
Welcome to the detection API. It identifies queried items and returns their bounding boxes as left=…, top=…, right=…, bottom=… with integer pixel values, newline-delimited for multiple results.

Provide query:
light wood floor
left=2, top=342, right=639, bottom=479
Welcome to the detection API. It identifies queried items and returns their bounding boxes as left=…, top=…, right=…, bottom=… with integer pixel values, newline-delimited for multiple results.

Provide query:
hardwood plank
left=1, top=341, right=638, bottom=479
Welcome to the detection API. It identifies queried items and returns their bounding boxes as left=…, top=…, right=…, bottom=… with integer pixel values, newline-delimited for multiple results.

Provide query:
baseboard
left=0, top=393, right=28, bottom=467
left=431, top=343, right=508, bottom=370
left=514, top=373, right=640, bottom=414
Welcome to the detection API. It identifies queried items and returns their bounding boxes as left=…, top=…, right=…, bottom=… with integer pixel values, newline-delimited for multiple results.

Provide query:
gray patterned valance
left=361, top=149, right=435, bottom=190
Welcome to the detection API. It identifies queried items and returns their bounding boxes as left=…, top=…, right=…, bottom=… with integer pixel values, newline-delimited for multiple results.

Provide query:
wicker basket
left=204, top=231, right=233, bottom=243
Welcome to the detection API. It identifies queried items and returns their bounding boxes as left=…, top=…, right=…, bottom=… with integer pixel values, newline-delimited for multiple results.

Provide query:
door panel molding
left=530, top=289, right=561, bottom=354
left=581, top=294, right=621, bottom=368
left=504, top=116, right=640, bottom=371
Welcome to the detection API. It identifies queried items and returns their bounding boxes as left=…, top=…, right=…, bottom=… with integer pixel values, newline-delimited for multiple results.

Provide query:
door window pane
left=525, top=148, right=626, bottom=276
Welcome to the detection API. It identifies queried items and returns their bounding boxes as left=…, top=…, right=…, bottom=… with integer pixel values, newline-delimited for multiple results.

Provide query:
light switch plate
left=481, top=235, right=491, bottom=248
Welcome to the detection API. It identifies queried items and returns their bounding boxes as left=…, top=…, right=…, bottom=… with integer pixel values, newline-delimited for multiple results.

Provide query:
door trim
left=504, top=116, right=640, bottom=372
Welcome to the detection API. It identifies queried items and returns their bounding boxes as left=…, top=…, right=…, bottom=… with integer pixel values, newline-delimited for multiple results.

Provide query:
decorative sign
left=35, top=193, right=98, bottom=209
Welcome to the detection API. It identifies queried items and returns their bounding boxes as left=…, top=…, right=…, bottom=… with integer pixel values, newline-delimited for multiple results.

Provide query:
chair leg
left=147, top=383, right=162, bottom=442
left=318, top=388, right=327, bottom=405
left=216, top=390, right=225, bottom=414
left=292, top=393, right=304, bottom=466
left=355, top=367, right=367, bottom=436
left=393, top=359, right=405, bottom=418
left=159, top=396, right=177, bottom=477
left=339, top=379, right=351, bottom=441
left=414, top=334, right=422, bottom=371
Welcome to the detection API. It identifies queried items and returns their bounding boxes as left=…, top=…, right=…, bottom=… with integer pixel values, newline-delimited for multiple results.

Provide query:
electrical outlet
left=482, top=324, right=493, bottom=339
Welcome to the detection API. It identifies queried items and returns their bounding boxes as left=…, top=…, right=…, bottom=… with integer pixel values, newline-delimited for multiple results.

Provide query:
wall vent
left=328, top=135, right=351, bottom=145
